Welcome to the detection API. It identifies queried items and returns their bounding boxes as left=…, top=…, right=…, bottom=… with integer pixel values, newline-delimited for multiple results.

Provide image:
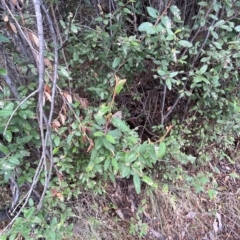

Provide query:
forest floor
left=68, top=145, right=240, bottom=240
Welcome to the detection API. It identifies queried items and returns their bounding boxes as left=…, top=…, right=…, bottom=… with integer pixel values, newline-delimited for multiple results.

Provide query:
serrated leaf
left=112, top=57, right=121, bottom=69
left=133, top=173, right=141, bottom=194
left=102, top=138, right=115, bottom=153
left=125, top=152, right=138, bottom=163
left=142, top=176, right=157, bottom=187
left=105, top=134, right=116, bottom=144
left=147, top=7, right=159, bottom=19
left=120, top=165, right=131, bottom=178
left=0, top=68, right=7, bottom=76
left=178, top=40, right=193, bottom=48
left=111, top=118, right=130, bottom=132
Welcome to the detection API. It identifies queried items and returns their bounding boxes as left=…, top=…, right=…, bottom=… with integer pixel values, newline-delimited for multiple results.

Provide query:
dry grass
left=66, top=153, right=240, bottom=240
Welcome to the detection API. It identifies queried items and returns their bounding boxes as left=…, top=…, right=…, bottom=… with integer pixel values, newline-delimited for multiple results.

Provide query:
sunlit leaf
left=178, top=40, right=193, bottom=47
left=106, top=134, right=116, bottom=144
left=115, top=79, right=126, bottom=94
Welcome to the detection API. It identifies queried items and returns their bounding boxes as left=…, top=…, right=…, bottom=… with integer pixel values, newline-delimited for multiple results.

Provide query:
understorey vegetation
left=0, top=0, right=240, bottom=239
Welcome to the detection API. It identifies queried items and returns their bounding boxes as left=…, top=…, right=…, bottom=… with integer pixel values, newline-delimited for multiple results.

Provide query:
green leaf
left=123, top=7, right=131, bottom=14
left=147, top=7, right=159, bottom=19
left=178, top=40, right=193, bottom=48
left=19, top=110, right=35, bottom=119
left=125, top=152, right=138, bottom=164
left=142, top=176, right=157, bottom=187
left=115, top=79, right=126, bottom=94
left=198, top=1, right=208, bottom=6
left=102, top=138, right=115, bottom=153
left=0, top=68, right=7, bottom=76
left=111, top=158, right=119, bottom=172
left=235, top=25, right=240, bottom=32
left=105, top=134, right=116, bottom=144
left=0, top=34, right=10, bottom=43
left=161, top=16, right=171, bottom=29
left=170, top=5, right=180, bottom=19
left=8, top=156, right=20, bottom=166
left=93, top=131, right=104, bottom=137
left=198, top=65, right=208, bottom=75
left=111, top=118, right=130, bottom=132
left=0, top=109, right=13, bottom=117
left=73, top=51, right=79, bottom=61
left=229, top=172, right=239, bottom=179
left=120, top=165, right=131, bottom=178
left=17, top=135, right=32, bottom=144
left=166, top=78, right=172, bottom=90
left=169, top=71, right=178, bottom=78
left=4, top=130, right=12, bottom=142
left=133, top=173, right=141, bottom=194
left=24, top=207, right=35, bottom=219
left=112, top=57, right=121, bottom=69
left=59, top=67, right=70, bottom=78
left=156, top=142, right=166, bottom=159
left=0, top=145, right=9, bottom=155
left=104, top=158, right=111, bottom=171
left=138, top=22, right=156, bottom=35
left=214, top=20, right=225, bottom=27
left=54, top=136, right=60, bottom=146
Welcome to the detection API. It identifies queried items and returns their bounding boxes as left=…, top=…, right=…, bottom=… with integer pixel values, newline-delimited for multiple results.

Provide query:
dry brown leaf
left=52, top=119, right=61, bottom=132
left=51, top=188, right=58, bottom=197
left=29, top=32, right=39, bottom=47
left=44, top=58, right=52, bottom=69
left=59, top=113, right=66, bottom=125
left=44, top=84, right=51, bottom=95
left=53, top=119, right=61, bottom=127
left=3, top=15, right=8, bottom=22
left=87, top=138, right=94, bottom=152
left=56, top=192, right=64, bottom=202
left=6, top=22, right=17, bottom=35
left=186, top=211, right=196, bottom=219
left=44, top=91, right=52, bottom=102
left=63, top=92, right=72, bottom=104
left=79, top=98, right=88, bottom=109
left=112, top=111, right=122, bottom=119
left=115, top=209, right=125, bottom=220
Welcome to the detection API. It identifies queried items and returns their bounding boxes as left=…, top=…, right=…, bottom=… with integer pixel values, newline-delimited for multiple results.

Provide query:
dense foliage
left=0, top=0, right=240, bottom=238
